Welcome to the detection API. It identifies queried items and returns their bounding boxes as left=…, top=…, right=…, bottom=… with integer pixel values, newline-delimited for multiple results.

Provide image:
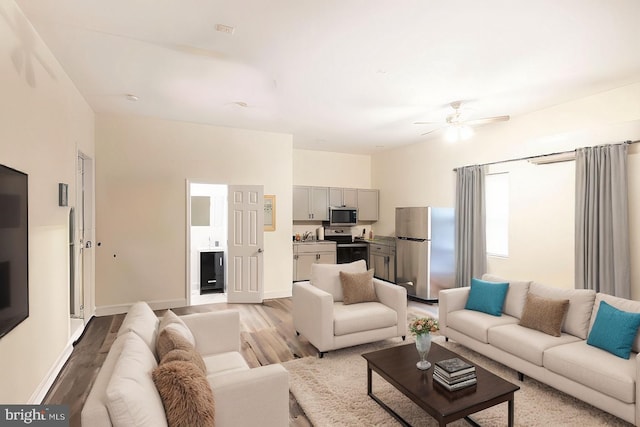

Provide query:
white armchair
left=293, top=260, right=407, bottom=357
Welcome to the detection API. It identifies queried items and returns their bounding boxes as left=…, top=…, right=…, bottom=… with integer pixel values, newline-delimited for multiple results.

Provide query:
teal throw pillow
left=587, top=301, right=640, bottom=359
left=464, top=278, right=509, bottom=317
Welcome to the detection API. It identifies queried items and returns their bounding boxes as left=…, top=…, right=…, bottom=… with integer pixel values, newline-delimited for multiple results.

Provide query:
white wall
left=293, top=149, right=371, bottom=187
left=293, top=149, right=375, bottom=238
left=373, top=82, right=640, bottom=296
left=0, top=0, right=95, bottom=403
left=95, top=114, right=293, bottom=312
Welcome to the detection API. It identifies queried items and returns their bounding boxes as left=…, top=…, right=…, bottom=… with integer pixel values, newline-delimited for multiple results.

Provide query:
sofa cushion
left=529, top=282, right=595, bottom=339
left=80, top=331, right=129, bottom=426
left=159, top=309, right=196, bottom=347
left=465, top=278, right=509, bottom=316
left=105, top=332, right=167, bottom=427
left=203, top=351, right=250, bottom=378
left=152, top=360, right=215, bottom=427
left=518, top=293, right=569, bottom=337
left=489, top=324, right=580, bottom=366
left=117, top=301, right=160, bottom=354
left=157, top=327, right=195, bottom=361
left=587, top=301, right=640, bottom=359
left=589, top=293, right=640, bottom=353
left=446, top=310, right=518, bottom=344
left=160, top=349, right=207, bottom=374
left=481, top=274, right=531, bottom=319
left=311, top=260, right=367, bottom=302
left=333, top=302, right=397, bottom=336
left=340, top=269, right=377, bottom=305
left=544, top=340, right=637, bottom=403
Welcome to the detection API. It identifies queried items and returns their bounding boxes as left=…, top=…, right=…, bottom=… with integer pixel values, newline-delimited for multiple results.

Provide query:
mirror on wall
left=191, top=196, right=210, bottom=226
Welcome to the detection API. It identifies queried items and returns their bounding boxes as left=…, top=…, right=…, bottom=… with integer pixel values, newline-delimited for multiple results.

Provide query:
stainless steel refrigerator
left=395, top=207, right=455, bottom=301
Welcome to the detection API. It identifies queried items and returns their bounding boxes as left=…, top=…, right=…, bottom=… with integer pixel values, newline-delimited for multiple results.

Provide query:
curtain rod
left=452, top=139, right=640, bottom=172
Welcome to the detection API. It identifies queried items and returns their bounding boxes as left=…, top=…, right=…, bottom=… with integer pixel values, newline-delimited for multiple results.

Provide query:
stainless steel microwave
left=329, top=206, right=357, bottom=226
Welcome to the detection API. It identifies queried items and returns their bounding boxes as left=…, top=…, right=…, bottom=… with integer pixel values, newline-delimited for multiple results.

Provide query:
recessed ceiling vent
left=215, top=24, right=235, bottom=35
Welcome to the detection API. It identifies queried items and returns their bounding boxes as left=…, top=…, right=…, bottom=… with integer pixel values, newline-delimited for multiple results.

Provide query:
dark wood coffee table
left=362, top=342, right=519, bottom=427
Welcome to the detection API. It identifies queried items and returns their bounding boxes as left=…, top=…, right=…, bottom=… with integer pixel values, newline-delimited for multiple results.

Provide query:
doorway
left=71, top=152, right=94, bottom=330
left=188, top=182, right=228, bottom=306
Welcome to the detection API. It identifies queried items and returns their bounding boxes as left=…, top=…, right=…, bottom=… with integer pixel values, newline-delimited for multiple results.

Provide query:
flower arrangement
left=409, top=317, right=439, bottom=336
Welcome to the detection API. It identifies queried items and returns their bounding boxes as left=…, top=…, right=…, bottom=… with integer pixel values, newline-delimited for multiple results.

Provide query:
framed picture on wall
left=264, top=195, right=276, bottom=231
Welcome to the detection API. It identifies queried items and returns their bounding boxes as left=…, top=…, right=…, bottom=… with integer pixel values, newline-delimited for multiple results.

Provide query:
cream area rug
left=283, top=336, right=630, bottom=427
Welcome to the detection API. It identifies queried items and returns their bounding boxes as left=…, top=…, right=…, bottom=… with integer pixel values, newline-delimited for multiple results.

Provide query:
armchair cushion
left=333, top=302, right=397, bottom=336
left=340, top=269, right=377, bottom=305
left=311, top=260, right=367, bottom=302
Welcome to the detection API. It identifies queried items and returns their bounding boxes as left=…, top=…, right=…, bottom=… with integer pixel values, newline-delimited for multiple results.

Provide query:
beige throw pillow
left=152, top=360, right=215, bottom=427
left=156, top=327, right=195, bottom=361
left=519, top=293, right=569, bottom=337
left=340, top=269, right=377, bottom=305
left=159, top=309, right=196, bottom=347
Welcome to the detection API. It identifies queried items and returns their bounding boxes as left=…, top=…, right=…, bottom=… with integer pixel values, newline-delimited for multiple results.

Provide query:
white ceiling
left=12, top=0, right=640, bottom=154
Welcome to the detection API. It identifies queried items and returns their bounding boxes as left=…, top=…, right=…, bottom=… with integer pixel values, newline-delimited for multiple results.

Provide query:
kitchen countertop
left=293, top=240, right=336, bottom=245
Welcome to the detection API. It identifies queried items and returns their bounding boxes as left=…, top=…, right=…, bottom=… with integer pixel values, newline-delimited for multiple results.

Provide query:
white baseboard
left=264, top=289, right=292, bottom=300
left=29, top=322, right=86, bottom=404
left=95, top=298, right=187, bottom=316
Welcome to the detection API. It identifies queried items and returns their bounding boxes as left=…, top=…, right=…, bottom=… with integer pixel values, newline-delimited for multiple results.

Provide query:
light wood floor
left=44, top=298, right=317, bottom=427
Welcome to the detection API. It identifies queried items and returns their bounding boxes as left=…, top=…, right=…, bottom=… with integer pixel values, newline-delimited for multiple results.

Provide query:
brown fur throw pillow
left=152, top=360, right=215, bottom=427
left=156, top=327, right=194, bottom=361
left=160, top=348, right=207, bottom=374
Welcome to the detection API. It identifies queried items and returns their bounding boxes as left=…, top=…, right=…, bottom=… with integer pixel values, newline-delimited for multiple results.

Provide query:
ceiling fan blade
left=421, top=127, right=444, bottom=136
left=413, top=121, right=442, bottom=125
left=464, top=115, right=510, bottom=126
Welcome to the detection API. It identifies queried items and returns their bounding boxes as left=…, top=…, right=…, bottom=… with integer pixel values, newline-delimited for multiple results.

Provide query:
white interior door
left=227, top=185, right=264, bottom=303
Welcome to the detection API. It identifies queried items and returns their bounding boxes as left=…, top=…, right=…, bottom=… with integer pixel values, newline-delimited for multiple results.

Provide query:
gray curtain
left=575, top=144, right=630, bottom=297
left=455, top=165, right=487, bottom=288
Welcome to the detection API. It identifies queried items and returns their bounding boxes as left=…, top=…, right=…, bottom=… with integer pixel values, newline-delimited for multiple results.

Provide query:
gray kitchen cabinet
left=293, top=242, right=337, bottom=281
left=293, top=186, right=329, bottom=221
left=357, top=189, right=379, bottom=221
left=329, top=187, right=357, bottom=207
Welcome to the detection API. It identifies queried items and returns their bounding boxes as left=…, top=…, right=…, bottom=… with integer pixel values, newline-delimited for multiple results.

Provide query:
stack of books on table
left=433, top=357, right=477, bottom=391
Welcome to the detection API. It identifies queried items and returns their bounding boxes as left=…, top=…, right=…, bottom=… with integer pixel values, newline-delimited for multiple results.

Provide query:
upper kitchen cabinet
left=293, top=186, right=329, bottom=221
left=357, top=189, right=379, bottom=221
left=329, top=187, right=357, bottom=207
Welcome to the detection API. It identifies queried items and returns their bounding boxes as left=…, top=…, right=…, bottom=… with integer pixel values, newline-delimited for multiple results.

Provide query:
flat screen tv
left=0, top=163, right=28, bottom=339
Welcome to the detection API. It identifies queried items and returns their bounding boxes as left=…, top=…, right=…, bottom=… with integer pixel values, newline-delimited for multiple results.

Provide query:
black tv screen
left=0, top=164, right=28, bottom=339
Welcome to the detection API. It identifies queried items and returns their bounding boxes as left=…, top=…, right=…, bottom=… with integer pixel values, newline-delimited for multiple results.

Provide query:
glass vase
left=415, top=333, right=432, bottom=370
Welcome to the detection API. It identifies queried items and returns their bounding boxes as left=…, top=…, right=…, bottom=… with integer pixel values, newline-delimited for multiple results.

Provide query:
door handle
left=258, top=248, right=263, bottom=253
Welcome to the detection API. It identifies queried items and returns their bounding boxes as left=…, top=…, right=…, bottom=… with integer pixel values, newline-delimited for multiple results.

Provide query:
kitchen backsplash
left=292, top=224, right=373, bottom=241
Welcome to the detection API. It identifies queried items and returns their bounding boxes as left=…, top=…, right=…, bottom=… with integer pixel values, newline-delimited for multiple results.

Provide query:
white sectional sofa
left=439, top=274, right=640, bottom=425
left=81, top=302, right=289, bottom=427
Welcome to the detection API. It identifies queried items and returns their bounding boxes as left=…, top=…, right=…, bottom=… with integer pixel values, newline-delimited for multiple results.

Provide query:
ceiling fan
left=414, top=101, right=510, bottom=140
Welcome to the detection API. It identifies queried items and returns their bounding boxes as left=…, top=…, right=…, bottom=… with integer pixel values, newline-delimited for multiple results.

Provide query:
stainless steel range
left=323, top=227, right=368, bottom=267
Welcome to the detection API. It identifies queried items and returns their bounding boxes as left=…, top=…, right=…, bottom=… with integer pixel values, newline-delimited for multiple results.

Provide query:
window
left=485, top=173, right=509, bottom=257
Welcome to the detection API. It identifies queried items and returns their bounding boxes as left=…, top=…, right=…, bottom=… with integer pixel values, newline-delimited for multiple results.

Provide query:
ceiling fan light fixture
left=444, top=124, right=474, bottom=143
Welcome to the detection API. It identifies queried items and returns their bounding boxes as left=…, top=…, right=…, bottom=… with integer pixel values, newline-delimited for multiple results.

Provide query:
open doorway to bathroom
left=188, top=182, right=228, bottom=306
